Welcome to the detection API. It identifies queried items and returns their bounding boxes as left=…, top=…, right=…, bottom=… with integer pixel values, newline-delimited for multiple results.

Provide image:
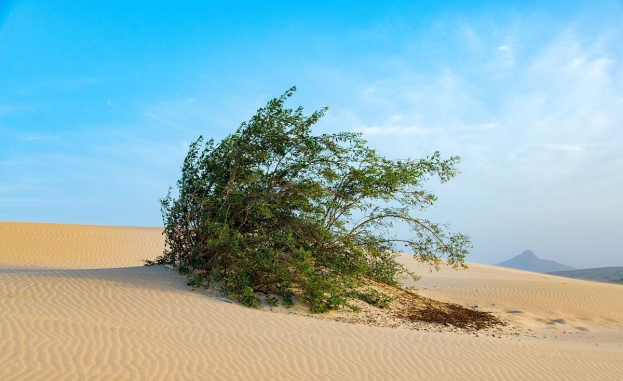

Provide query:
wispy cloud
left=21, top=134, right=58, bottom=142
left=317, top=25, right=623, bottom=267
left=356, top=125, right=432, bottom=136
left=540, top=143, right=583, bottom=152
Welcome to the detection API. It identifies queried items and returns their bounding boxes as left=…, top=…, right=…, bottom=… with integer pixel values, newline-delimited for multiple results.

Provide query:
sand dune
left=401, top=258, right=623, bottom=342
left=1, top=222, right=621, bottom=380
left=0, top=222, right=164, bottom=269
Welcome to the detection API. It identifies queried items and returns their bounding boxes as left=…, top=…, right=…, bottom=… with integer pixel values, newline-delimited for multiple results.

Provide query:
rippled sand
left=1, top=221, right=621, bottom=380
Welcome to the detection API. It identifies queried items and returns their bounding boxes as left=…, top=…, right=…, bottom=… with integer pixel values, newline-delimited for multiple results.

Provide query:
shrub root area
left=328, top=282, right=505, bottom=332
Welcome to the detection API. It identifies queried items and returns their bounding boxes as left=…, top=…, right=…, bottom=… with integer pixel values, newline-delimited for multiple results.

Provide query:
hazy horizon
left=1, top=1, right=622, bottom=268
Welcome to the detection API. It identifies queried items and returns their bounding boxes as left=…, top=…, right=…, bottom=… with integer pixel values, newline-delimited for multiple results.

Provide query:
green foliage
left=266, top=296, right=279, bottom=307
left=177, top=262, right=191, bottom=276
left=279, top=290, right=294, bottom=308
left=157, top=87, right=470, bottom=312
left=356, top=288, right=393, bottom=309
left=240, top=287, right=260, bottom=308
left=348, top=305, right=362, bottom=313
left=188, top=273, right=205, bottom=290
left=143, top=257, right=167, bottom=266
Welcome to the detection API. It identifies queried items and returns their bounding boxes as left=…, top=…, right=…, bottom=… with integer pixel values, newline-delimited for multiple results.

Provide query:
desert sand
left=0, top=221, right=621, bottom=380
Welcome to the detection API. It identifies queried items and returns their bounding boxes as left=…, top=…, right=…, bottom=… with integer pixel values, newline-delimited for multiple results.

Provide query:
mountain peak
left=496, top=250, right=574, bottom=273
left=518, top=250, right=537, bottom=259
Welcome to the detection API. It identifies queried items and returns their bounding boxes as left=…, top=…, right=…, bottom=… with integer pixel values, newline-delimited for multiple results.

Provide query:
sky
left=1, top=0, right=622, bottom=268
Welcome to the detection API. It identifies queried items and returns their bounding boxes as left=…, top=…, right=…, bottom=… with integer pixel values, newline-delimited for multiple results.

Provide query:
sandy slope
left=0, top=222, right=163, bottom=269
left=1, top=222, right=622, bottom=380
left=400, top=258, right=623, bottom=343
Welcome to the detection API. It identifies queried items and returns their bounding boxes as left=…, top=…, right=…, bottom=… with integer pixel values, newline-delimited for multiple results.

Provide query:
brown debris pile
left=329, top=281, right=505, bottom=332
left=392, top=288, right=503, bottom=330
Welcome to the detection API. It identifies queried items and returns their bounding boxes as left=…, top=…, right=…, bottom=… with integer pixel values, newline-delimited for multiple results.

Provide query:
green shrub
left=188, top=273, right=204, bottom=290
left=177, top=262, right=191, bottom=276
left=266, top=296, right=279, bottom=308
left=356, top=288, right=393, bottom=309
left=279, top=290, right=294, bottom=308
left=156, top=87, right=470, bottom=313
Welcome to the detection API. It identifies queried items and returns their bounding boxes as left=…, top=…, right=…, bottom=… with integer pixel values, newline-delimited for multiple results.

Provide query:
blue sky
left=1, top=1, right=622, bottom=267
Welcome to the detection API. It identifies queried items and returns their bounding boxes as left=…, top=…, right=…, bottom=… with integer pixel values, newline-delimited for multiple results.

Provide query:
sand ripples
left=0, top=222, right=164, bottom=269
left=1, top=223, right=621, bottom=380
left=402, top=259, right=623, bottom=333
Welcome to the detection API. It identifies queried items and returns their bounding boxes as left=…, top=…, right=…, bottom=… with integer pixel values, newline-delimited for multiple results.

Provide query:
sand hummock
left=1, top=221, right=621, bottom=380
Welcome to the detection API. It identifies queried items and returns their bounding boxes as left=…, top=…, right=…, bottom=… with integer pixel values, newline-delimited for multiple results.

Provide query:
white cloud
left=22, top=135, right=45, bottom=142
left=319, top=26, right=623, bottom=267
left=459, top=24, right=484, bottom=52
left=479, top=123, right=497, bottom=130
left=356, top=125, right=431, bottom=136
left=540, top=143, right=583, bottom=151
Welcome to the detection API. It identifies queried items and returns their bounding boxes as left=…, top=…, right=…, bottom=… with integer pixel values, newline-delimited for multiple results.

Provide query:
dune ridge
left=1, top=222, right=622, bottom=380
left=0, top=221, right=163, bottom=269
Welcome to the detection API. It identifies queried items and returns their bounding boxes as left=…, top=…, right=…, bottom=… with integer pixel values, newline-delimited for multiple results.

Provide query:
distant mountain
left=495, top=250, right=575, bottom=273
left=547, top=267, right=623, bottom=284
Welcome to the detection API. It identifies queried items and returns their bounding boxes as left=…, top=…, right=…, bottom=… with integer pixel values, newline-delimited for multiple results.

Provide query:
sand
left=1, top=221, right=621, bottom=380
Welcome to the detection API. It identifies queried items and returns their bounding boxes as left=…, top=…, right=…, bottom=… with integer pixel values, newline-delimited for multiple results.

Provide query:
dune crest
left=0, top=221, right=164, bottom=269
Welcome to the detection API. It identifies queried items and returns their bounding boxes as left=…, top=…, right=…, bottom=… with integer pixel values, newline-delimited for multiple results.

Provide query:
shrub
left=266, top=296, right=279, bottom=308
left=156, top=87, right=470, bottom=313
left=188, top=273, right=204, bottom=290
left=356, top=288, right=393, bottom=309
